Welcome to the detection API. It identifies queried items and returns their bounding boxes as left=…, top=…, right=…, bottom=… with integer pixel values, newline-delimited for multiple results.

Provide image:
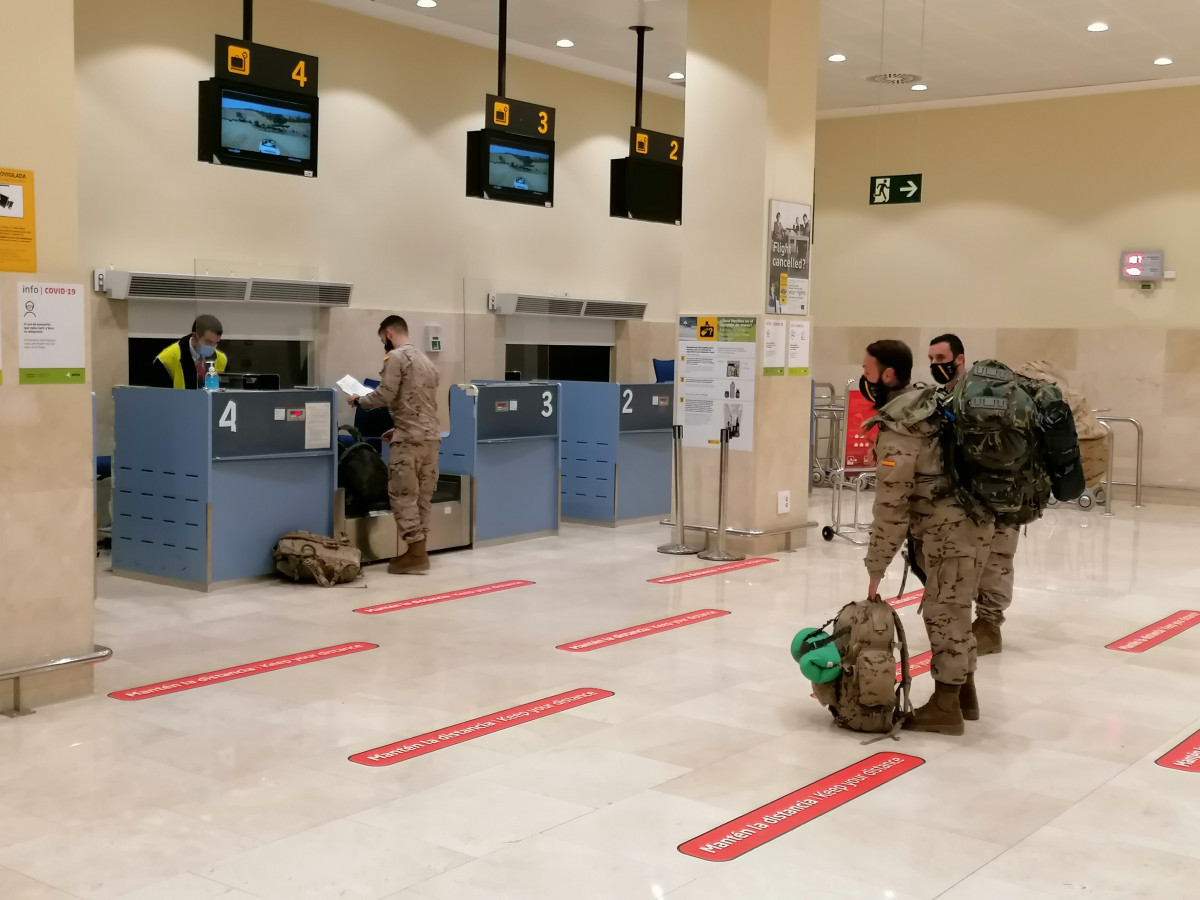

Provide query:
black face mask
left=383, top=338, right=394, bottom=352
left=859, top=374, right=888, bottom=409
left=930, top=362, right=956, bottom=385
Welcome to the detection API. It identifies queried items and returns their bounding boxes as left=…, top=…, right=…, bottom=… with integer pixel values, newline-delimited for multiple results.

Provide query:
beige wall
left=0, top=0, right=95, bottom=705
left=77, top=0, right=685, bottom=447
left=811, top=86, right=1200, bottom=490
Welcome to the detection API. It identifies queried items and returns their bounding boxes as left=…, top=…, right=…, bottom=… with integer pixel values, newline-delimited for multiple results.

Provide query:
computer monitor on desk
left=218, top=373, right=280, bottom=390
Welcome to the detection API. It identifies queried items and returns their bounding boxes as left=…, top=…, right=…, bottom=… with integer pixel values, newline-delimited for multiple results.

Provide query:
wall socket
left=777, top=490, right=791, bottom=515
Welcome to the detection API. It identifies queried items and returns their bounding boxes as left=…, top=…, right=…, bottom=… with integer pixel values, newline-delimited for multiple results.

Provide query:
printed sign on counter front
left=677, top=316, right=757, bottom=451
left=0, top=167, right=36, bottom=272
left=766, top=199, right=810, bottom=316
left=18, top=282, right=85, bottom=385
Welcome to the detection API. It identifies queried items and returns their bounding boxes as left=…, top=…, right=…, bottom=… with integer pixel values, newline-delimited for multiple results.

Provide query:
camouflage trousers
left=388, top=440, right=440, bottom=542
left=976, top=524, right=1019, bottom=626
left=910, top=509, right=993, bottom=685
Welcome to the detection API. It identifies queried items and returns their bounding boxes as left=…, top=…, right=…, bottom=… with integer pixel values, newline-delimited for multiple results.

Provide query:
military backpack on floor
left=338, top=425, right=390, bottom=518
left=274, top=531, right=362, bottom=587
left=795, top=593, right=913, bottom=738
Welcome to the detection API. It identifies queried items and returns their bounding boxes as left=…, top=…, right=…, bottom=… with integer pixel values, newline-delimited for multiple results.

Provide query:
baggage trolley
left=822, top=378, right=878, bottom=545
left=810, top=381, right=843, bottom=487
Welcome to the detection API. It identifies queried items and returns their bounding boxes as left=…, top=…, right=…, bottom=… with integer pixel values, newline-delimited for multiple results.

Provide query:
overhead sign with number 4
left=215, top=35, right=318, bottom=96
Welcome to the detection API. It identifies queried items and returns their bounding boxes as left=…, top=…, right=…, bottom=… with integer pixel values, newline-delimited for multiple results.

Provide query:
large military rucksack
left=799, top=594, right=913, bottom=738
left=1018, top=376, right=1085, bottom=504
left=941, top=361, right=1051, bottom=526
left=338, top=426, right=390, bottom=518
left=274, top=531, right=362, bottom=587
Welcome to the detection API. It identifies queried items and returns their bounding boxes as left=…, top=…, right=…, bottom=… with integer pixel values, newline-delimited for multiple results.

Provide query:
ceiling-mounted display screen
left=467, top=129, right=555, bottom=207
left=199, top=80, right=319, bottom=177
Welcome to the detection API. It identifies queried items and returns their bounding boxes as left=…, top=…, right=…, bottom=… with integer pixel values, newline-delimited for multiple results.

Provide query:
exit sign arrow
left=870, top=173, right=922, bottom=205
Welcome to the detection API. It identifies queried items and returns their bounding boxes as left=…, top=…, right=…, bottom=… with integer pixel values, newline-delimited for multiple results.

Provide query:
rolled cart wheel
left=811, top=469, right=824, bottom=486
left=822, top=526, right=835, bottom=542
left=1077, top=492, right=1095, bottom=511
left=1047, top=495, right=1059, bottom=507
left=1094, top=488, right=1107, bottom=504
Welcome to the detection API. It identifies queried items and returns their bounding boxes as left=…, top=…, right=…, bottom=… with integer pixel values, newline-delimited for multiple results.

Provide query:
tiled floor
left=3, top=493, right=1200, bottom=899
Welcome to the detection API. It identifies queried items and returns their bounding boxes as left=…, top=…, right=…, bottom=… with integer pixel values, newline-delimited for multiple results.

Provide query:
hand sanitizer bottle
left=204, top=361, right=219, bottom=391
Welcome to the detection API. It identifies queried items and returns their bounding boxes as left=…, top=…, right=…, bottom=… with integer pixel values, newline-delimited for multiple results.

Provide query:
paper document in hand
left=337, top=375, right=371, bottom=396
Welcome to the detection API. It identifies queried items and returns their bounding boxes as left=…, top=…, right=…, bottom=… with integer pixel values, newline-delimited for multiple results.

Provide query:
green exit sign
left=870, top=174, right=922, bottom=205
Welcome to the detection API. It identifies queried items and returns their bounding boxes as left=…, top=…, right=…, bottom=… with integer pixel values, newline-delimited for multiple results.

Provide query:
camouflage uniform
left=864, top=388, right=994, bottom=685
left=976, top=523, right=1019, bottom=626
left=357, top=344, right=441, bottom=542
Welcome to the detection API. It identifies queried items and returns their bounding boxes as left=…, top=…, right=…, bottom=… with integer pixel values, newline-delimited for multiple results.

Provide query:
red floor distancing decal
left=900, top=651, right=933, bottom=680
left=679, top=753, right=924, bottom=861
left=1157, top=730, right=1200, bottom=773
left=887, top=590, right=923, bottom=611
left=354, top=580, right=534, bottom=615
left=1106, top=610, right=1200, bottom=653
left=108, top=642, right=378, bottom=701
left=649, top=558, right=777, bottom=584
left=349, top=688, right=614, bottom=766
left=558, top=609, right=730, bottom=652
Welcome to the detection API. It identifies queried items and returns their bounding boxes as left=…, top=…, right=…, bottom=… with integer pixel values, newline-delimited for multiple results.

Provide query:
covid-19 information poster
left=18, top=282, right=86, bottom=385
left=766, top=199, right=810, bottom=316
left=678, top=316, right=757, bottom=451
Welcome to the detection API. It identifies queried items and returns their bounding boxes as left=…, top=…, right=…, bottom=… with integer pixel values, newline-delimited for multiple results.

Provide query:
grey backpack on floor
left=274, top=531, right=362, bottom=587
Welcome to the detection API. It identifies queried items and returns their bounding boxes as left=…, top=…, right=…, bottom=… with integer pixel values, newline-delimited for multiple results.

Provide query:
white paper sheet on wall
left=304, top=402, right=331, bottom=450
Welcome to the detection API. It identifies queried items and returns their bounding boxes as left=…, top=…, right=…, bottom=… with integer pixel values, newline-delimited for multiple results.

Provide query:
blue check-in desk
left=559, top=382, right=674, bottom=526
left=111, top=387, right=337, bottom=590
left=438, top=383, right=560, bottom=545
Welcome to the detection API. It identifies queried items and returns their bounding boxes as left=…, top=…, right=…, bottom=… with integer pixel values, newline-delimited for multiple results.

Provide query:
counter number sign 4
left=220, top=399, right=238, bottom=433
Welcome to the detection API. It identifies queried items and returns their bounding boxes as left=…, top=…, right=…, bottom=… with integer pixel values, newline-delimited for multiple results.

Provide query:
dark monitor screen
left=220, top=88, right=313, bottom=166
left=610, top=157, right=683, bottom=225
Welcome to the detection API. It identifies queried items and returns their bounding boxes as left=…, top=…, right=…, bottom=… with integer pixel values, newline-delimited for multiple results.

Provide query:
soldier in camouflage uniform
left=929, top=333, right=1016, bottom=655
left=352, top=315, right=442, bottom=575
left=862, top=340, right=995, bottom=736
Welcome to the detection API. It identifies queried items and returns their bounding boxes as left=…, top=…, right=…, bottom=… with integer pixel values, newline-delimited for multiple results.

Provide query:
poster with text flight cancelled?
left=678, top=316, right=757, bottom=451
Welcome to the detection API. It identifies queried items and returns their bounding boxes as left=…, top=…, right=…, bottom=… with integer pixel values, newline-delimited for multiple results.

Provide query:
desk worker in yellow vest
left=152, top=315, right=227, bottom=389
left=349, top=315, right=441, bottom=575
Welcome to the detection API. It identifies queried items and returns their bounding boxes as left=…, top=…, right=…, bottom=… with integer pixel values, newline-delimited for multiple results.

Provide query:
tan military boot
left=902, top=681, right=965, bottom=736
left=389, top=539, right=429, bottom=575
left=959, top=673, right=979, bottom=722
left=973, top=618, right=1003, bottom=656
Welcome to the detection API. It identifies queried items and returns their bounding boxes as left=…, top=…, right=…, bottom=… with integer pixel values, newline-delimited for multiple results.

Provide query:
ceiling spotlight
left=1087, top=22, right=1109, bottom=32
left=828, top=53, right=847, bottom=62
left=911, top=83, right=928, bottom=91
left=556, top=39, right=575, bottom=48
left=416, top=0, right=437, bottom=7
left=1154, top=57, right=1174, bottom=66
left=668, top=71, right=685, bottom=80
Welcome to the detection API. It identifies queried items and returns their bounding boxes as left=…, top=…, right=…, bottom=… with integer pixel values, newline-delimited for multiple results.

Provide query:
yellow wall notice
left=0, top=167, right=36, bottom=272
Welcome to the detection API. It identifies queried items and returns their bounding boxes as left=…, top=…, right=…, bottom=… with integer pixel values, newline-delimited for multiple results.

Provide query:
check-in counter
left=559, top=381, right=674, bottom=525
left=111, top=387, right=337, bottom=590
left=438, top=382, right=560, bottom=545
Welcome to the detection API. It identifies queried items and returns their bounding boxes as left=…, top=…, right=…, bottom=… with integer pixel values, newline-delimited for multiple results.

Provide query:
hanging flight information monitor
left=467, top=95, right=557, bottom=207
left=198, top=35, right=320, bottom=178
left=611, top=127, right=684, bottom=225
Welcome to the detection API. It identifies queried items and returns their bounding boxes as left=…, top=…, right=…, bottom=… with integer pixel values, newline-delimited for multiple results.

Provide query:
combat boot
left=959, top=673, right=979, bottom=721
left=973, top=618, right=1003, bottom=656
left=389, top=539, right=429, bottom=574
left=902, top=681, right=965, bottom=736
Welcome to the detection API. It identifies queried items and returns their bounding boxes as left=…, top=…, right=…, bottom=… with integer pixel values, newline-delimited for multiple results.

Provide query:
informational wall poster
left=18, top=282, right=86, bottom=385
left=0, top=167, right=36, bottom=272
left=787, top=320, right=810, bottom=376
left=763, top=319, right=786, bottom=376
left=678, top=316, right=757, bottom=451
left=766, top=199, right=810, bottom=316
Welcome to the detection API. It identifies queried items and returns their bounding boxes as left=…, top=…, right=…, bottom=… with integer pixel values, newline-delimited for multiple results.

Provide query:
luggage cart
left=810, top=381, right=844, bottom=487
left=822, top=379, right=878, bottom=544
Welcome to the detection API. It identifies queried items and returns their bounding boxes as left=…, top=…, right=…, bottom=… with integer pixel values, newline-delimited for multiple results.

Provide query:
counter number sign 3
left=871, top=173, right=922, bottom=205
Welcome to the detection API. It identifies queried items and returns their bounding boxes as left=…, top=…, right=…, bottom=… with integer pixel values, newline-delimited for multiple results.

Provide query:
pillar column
left=0, top=0, right=96, bottom=707
left=679, top=0, right=820, bottom=553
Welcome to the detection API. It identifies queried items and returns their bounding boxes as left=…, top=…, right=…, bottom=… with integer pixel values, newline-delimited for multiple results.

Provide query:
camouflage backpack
left=805, top=594, right=913, bottom=738
left=941, top=360, right=1051, bottom=526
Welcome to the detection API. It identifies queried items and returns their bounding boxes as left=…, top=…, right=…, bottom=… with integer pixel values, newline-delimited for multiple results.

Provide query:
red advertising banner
left=679, top=753, right=924, bottom=861
left=108, top=642, right=378, bottom=701
left=1105, top=610, right=1200, bottom=653
left=354, top=580, right=534, bottom=615
left=887, top=589, right=923, bottom=611
left=649, top=558, right=777, bottom=585
left=558, top=609, right=730, bottom=652
left=844, top=388, right=878, bottom=472
left=350, top=688, right=614, bottom=767
left=1157, top=730, right=1200, bottom=773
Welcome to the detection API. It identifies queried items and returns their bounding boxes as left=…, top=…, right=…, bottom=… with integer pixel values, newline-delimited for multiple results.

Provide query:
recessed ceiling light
left=1087, top=22, right=1109, bottom=32
left=416, top=0, right=437, bottom=7
left=1154, top=57, right=1174, bottom=66
left=556, top=39, right=575, bottom=48
left=668, top=72, right=685, bottom=81
left=911, top=83, right=928, bottom=91
left=828, top=53, right=847, bottom=63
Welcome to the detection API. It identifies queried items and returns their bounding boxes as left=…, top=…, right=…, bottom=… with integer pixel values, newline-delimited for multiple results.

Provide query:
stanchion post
left=1099, top=420, right=1115, bottom=518
left=699, top=428, right=745, bottom=562
left=658, top=424, right=699, bottom=555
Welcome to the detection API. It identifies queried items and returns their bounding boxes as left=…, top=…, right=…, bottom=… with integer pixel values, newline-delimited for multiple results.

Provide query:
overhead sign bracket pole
left=630, top=25, right=652, bottom=129
left=497, top=0, right=508, bottom=97
left=243, top=0, right=253, bottom=43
